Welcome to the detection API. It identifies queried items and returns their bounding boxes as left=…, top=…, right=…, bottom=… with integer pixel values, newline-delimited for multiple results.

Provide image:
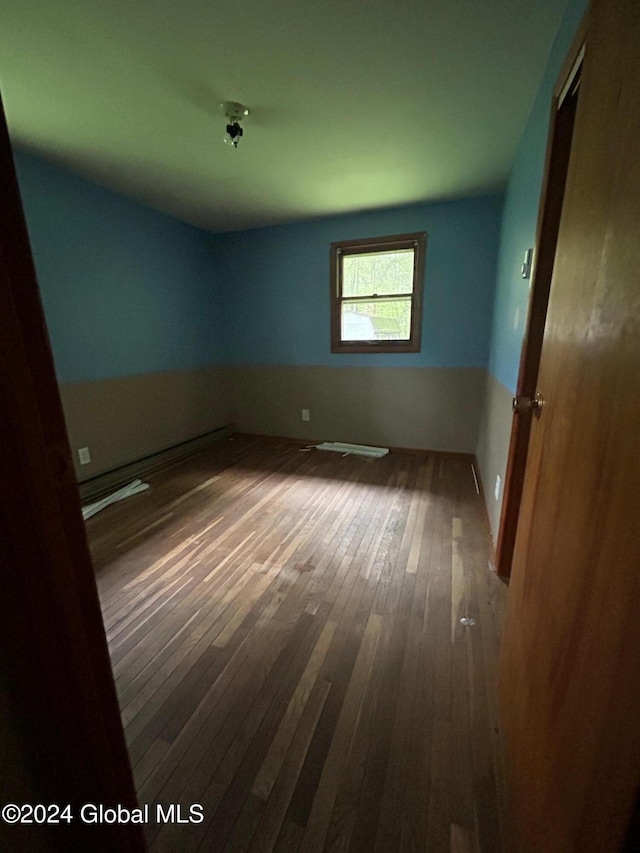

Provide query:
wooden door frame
left=494, top=14, right=589, bottom=579
left=0, top=94, right=144, bottom=851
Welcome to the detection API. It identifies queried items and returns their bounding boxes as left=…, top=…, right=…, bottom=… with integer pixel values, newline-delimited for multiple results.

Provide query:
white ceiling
left=0, top=0, right=568, bottom=233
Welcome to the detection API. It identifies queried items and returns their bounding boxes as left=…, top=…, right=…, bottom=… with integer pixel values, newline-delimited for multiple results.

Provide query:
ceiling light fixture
left=220, top=101, right=249, bottom=149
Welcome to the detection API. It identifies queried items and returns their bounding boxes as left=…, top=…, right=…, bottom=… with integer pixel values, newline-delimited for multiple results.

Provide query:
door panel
left=0, top=91, right=144, bottom=851
left=499, top=1, right=640, bottom=850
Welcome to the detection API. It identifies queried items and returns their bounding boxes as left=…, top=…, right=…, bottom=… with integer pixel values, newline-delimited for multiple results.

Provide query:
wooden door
left=0, top=93, right=144, bottom=850
left=499, top=0, right=640, bottom=851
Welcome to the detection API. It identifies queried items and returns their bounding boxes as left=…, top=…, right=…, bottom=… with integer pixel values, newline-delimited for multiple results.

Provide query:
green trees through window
left=330, top=232, right=426, bottom=353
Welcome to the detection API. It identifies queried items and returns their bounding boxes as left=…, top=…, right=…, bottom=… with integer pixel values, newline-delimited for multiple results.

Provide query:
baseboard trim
left=78, top=424, right=234, bottom=502
left=471, top=456, right=500, bottom=575
left=235, top=432, right=475, bottom=461
left=388, top=445, right=475, bottom=461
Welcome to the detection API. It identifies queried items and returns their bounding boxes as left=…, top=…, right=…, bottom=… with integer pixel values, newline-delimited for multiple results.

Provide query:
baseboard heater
left=314, top=442, right=389, bottom=458
left=78, top=423, right=234, bottom=503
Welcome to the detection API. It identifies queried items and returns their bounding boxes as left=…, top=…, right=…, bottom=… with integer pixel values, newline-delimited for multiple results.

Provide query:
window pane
left=341, top=297, right=412, bottom=341
left=342, top=249, right=414, bottom=297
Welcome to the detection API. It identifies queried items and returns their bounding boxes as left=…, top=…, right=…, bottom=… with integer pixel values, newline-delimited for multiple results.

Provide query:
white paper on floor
left=82, top=479, right=149, bottom=520
left=314, top=442, right=389, bottom=458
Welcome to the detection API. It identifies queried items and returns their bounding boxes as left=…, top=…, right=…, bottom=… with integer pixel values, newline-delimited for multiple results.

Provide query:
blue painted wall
left=15, top=147, right=502, bottom=383
left=211, top=194, right=504, bottom=368
left=486, top=0, right=589, bottom=392
left=13, top=0, right=586, bottom=394
left=13, top=147, right=223, bottom=383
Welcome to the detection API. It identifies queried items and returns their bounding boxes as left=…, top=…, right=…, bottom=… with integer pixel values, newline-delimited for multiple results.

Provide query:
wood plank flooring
left=88, top=435, right=507, bottom=852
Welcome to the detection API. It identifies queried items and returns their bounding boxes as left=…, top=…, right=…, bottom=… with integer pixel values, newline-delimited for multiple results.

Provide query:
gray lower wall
left=227, top=365, right=485, bottom=454
left=475, top=370, right=514, bottom=541
left=60, top=366, right=231, bottom=480
left=59, top=364, right=511, bottom=515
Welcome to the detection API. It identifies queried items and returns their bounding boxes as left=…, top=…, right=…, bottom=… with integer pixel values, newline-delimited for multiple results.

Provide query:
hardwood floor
left=89, top=435, right=507, bottom=852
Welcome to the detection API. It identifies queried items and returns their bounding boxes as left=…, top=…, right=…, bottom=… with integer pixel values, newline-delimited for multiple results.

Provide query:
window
left=330, top=231, right=426, bottom=353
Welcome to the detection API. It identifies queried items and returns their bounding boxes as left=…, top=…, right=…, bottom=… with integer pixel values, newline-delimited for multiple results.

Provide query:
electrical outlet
left=301, top=409, right=310, bottom=422
left=494, top=474, right=501, bottom=501
left=78, top=447, right=91, bottom=465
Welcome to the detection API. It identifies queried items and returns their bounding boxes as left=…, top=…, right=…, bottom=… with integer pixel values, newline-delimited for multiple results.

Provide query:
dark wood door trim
left=494, top=14, right=588, bottom=579
left=0, top=93, right=144, bottom=851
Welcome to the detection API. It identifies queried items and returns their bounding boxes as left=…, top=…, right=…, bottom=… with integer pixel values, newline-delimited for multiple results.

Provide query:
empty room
left=2, top=0, right=640, bottom=851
